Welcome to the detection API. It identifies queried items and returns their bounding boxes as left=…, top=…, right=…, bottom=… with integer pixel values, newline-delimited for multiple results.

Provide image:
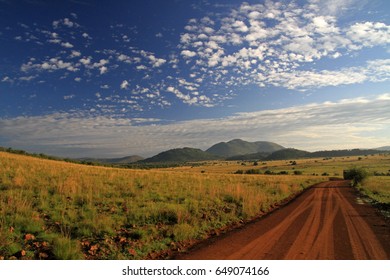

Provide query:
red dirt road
left=176, top=180, right=390, bottom=260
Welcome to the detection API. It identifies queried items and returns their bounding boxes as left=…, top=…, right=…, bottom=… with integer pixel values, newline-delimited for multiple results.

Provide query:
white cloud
left=19, top=75, right=36, bottom=81
left=232, top=20, right=249, bottom=33
left=52, top=18, right=79, bottom=29
left=149, top=56, right=166, bottom=68
left=136, top=65, right=148, bottom=70
left=99, top=66, right=108, bottom=75
left=63, top=94, right=75, bottom=100
left=82, top=32, right=91, bottom=39
left=181, top=50, right=197, bottom=58
left=79, top=57, right=91, bottom=65
left=70, top=50, right=81, bottom=58
left=203, top=26, right=215, bottom=34
left=1, top=94, right=388, bottom=157
left=346, top=21, right=390, bottom=49
left=310, top=0, right=356, bottom=16
left=1, top=76, right=13, bottom=83
left=173, top=0, right=390, bottom=96
left=63, top=18, right=74, bottom=28
left=21, top=57, right=79, bottom=73
left=61, top=42, right=74, bottom=48
left=166, top=86, right=196, bottom=104
left=92, top=59, right=109, bottom=68
left=52, top=20, right=60, bottom=29
left=120, top=80, right=130, bottom=89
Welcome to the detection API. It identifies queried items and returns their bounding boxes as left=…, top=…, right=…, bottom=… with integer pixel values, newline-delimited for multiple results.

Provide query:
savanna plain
left=0, top=151, right=389, bottom=260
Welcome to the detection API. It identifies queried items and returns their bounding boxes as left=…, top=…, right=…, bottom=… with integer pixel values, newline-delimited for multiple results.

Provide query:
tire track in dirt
left=334, top=187, right=387, bottom=259
left=175, top=180, right=389, bottom=260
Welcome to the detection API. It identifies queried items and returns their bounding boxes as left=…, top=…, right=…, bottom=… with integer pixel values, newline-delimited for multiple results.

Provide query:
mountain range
left=76, top=139, right=389, bottom=164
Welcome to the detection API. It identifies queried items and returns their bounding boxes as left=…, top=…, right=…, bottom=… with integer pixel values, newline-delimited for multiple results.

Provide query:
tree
left=343, top=167, right=369, bottom=187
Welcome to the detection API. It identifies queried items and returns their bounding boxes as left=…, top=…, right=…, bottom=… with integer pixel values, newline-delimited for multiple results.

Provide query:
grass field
left=359, top=176, right=390, bottom=205
left=160, top=154, right=390, bottom=177
left=0, top=151, right=324, bottom=260
left=0, top=151, right=389, bottom=260
left=162, top=154, right=390, bottom=204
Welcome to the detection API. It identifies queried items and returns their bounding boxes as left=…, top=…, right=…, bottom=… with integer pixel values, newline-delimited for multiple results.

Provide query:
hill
left=375, top=146, right=390, bottom=151
left=310, top=149, right=384, bottom=158
left=206, top=139, right=284, bottom=157
left=226, top=152, right=270, bottom=161
left=80, top=155, right=144, bottom=164
left=142, top=147, right=220, bottom=163
left=264, top=148, right=386, bottom=161
left=265, top=148, right=311, bottom=160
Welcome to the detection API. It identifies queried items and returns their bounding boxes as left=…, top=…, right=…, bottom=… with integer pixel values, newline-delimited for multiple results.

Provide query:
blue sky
left=0, top=0, right=389, bottom=158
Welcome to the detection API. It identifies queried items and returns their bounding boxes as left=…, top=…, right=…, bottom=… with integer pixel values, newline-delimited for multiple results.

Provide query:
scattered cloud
left=176, top=0, right=390, bottom=94
left=2, top=0, right=390, bottom=111
left=61, top=42, right=74, bottom=48
left=120, top=80, right=129, bottom=89
left=0, top=94, right=388, bottom=157
left=21, top=57, right=79, bottom=72
left=181, top=50, right=197, bottom=58
left=1, top=76, right=13, bottom=83
left=52, top=17, right=79, bottom=29
left=70, top=50, right=81, bottom=57
left=346, top=21, right=390, bottom=49
left=99, top=66, right=108, bottom=75
left=63, top=94, right=75, bottom=100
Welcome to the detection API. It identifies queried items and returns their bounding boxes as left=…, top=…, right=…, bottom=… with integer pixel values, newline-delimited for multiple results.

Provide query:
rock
left=24, top=233, right=35, bottom=241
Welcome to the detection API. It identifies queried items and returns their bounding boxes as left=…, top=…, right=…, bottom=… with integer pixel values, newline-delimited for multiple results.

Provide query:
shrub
left=245, top=169, right=261, bottom=175
left=343, top=167, right=370, bottom=187
left=52, top=237, right=84, bottom=260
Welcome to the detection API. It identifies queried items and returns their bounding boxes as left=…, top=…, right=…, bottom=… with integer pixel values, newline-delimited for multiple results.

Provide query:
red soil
left=175, top=180, right=390, bottom=260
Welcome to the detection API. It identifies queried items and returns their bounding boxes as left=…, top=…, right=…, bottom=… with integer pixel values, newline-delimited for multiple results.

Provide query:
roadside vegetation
left=0, top=151, right=322, bottom=260
left=357, top=176, right=390, bottom=205
left=1, top=150, right=389, bottom=260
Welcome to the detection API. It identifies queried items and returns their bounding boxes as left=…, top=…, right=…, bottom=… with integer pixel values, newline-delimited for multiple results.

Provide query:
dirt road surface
left=176, top=180, right=390, bottom=260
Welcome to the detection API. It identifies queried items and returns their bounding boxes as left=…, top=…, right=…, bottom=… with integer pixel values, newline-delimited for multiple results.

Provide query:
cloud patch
left=1, top=94, right=389, bottom=158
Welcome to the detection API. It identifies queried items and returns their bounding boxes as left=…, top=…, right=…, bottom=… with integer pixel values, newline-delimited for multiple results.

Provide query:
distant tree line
left=0, top=146, right=205, bottom=170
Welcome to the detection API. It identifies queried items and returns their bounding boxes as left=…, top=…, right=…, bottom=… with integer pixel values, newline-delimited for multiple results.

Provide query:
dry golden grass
left=0, top=151, right=323, bottom=260
left=164, top=154, right=390, bottom=177
left=360, top=176, right=390, bottom=204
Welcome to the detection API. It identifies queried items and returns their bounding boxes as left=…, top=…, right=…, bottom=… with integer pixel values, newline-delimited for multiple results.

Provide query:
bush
left=245, top=169, right=261, bottom=175
left=343, top=167, right=370, bottom=187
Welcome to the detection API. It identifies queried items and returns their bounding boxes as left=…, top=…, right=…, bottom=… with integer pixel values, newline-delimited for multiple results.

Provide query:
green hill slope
left=142, top=147, right=220, bottom=163
left=265, top=148, right=311, bottom=160
left=206, top=139, right=284, bottom=157
left=79, top=155, right=144, bottom=164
